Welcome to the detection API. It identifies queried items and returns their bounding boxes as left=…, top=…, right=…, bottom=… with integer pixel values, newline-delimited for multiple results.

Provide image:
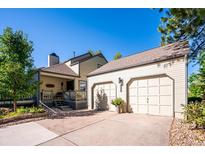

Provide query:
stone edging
left=0, top=112, right=48, bottom=126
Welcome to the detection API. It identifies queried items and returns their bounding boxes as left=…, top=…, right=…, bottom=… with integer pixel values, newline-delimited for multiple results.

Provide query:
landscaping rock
left=169, top=119, right=205, bottom=146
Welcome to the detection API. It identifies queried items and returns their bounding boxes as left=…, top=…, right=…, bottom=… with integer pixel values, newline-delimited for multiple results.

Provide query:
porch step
left=54, top=101, right=69, bottom=107
left=58, top=106, right=73, bottom=111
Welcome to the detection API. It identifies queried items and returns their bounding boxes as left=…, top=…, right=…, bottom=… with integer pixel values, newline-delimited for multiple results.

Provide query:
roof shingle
left=41, top=63, right=78, bottom=77
left=88, top=41, right=189, bottom=77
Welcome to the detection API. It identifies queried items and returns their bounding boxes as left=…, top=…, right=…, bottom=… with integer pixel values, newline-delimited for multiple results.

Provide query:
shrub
left=16, top=106, right=30, bottom=114
left=188, top=97, right=202, bottom=103
left=29, top=106, right=44, bottom=113
left=112, top=98, right=124, bottom=106
left=182, top=102, right=205, bottom=128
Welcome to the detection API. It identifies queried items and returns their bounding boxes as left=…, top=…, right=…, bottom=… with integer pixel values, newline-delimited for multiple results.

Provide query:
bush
left=182, top=102, right=205, bottom=128
left=188, top=97, right=202, bottom=103
left=16, top=106, right=30, bottom=114
left=29, top=106, right=44, bottom=113
left=111, top=98, right=124, bottom=106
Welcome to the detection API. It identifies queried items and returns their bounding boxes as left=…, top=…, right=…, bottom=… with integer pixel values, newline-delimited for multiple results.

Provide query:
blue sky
left=0, top=9, right=198, bottom=75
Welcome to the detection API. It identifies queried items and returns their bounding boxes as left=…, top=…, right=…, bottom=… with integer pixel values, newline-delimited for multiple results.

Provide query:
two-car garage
left=91, top=75, right=173, bottom=116
left=87, top=41, right=189, bottom=118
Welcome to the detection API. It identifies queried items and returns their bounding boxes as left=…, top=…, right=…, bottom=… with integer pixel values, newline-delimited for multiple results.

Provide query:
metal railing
left=39, top=100, right=57, bottom=115
left=64, top=91, right=87, bottom=101
left=41, top=90, right=87, bottom=102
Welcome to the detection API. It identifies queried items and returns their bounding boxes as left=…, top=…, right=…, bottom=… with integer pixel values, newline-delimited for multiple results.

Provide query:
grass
left=0, top=106, right=45, bottom=119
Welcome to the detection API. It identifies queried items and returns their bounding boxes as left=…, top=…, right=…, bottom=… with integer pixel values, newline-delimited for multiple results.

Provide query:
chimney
left=48, top=53, right=59, bottom=67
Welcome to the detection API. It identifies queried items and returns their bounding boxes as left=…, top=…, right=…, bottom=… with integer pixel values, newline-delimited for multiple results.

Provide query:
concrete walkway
left=0, top=122, right=58, bottom=146
left=0, top=112, right=172, bottom=146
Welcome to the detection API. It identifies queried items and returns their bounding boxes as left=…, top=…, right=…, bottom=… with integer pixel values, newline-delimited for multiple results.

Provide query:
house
left=87, top=41, right=189, bottom=118
left=38, top=52, right=108, bottom=109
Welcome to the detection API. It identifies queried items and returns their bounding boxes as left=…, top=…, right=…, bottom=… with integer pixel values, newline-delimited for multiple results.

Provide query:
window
left=79, top=80, right=87, bottom=91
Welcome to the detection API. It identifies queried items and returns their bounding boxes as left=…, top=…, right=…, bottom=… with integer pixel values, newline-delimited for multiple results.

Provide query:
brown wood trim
left=78, top=80, right=87, bottom=91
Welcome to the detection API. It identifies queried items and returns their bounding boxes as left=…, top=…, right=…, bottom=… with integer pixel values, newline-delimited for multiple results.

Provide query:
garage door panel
left=110, top=84, right=116, bottom=89
left=103, top=90, right=110, bottom=95
left=160, top=96, right=172, bottom=105
left=130, top=104, right=138, bottom=113
left=148, top=87, right=159, bottom=96
left=129, top=96, right=137, bottom=105
left=103, top=84, right=110, bottom=89
left=138, top=87, right=147, bottom=96
left=138, top=105, right=147, bottom=113
left=160, top=77, right=172, bottom=85
left=149, top=96, right=159, bottom=105
left=129, top=88, right=137, bottom=96
left=148, top=78, right=159, bottom=86
left=160, top=86, right=172, bottom=95
left=148, top=105, right=159, bottom=115
left=160, top=106, right=172, bottom=116
left=130, top=80, right=138, bottom=88
left=138, top=96, right=147, bottom=105
left=138, top=80, right=147, bottom=87
left=110, top=90, right=116, bottom=97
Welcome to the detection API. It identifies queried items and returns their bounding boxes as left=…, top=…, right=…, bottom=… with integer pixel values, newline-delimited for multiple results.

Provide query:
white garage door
left=93, top=83, right=116, bottom=111
left=129, top=76, right=173, bottom=116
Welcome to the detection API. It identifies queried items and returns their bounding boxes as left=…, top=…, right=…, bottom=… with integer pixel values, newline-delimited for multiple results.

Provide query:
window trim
left=79, top=80, right=87, bottom=91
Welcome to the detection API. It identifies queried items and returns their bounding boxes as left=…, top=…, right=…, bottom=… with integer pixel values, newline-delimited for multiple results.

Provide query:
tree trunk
left=13, top=100, right=17, bottom=112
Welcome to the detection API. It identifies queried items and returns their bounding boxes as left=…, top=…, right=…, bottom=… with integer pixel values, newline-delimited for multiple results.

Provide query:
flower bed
left=0, top=106, right=47, bottom=125
left=169, top=119, right=205, bottom=146
left=0, top=112, right=47, bottom=125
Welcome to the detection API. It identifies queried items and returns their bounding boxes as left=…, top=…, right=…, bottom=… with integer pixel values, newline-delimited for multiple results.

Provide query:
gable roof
left=65, top=52, right=108, bottom=65
left=41, top=63, right=78, bottom=77
left=88, top=41, right=190, bottom=77
left=69, top=52, right=92, bottom=65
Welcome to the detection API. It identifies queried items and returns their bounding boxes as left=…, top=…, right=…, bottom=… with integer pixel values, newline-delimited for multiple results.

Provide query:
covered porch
left=39, top=71, right=87, bottom=110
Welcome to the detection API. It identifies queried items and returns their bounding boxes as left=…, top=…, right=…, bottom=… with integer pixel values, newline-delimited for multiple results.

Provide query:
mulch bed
left=0, top=112, right=48, bottom=128
left=169, top=119, right=205, bottom=146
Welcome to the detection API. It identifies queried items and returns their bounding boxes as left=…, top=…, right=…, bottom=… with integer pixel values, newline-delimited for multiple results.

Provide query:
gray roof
left=41, top=63, right=78, bottom=77
left=88, top=41, right=189, bottom=77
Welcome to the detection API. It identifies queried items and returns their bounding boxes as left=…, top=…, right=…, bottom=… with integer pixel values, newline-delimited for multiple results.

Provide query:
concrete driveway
left=0, top=112, right=172, bottom=146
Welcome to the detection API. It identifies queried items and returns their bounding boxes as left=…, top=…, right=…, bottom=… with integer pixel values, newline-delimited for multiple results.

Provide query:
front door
left=67, top=80, right=74, bottom=91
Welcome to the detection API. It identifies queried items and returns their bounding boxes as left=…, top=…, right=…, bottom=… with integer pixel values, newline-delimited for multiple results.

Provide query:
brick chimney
left=48, top=53, right=59, bottom=67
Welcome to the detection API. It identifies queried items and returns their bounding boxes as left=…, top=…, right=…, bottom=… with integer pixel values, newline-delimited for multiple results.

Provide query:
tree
left=114, top=52, right=122, bottom=60
left=188, top=51, right=205, bottom=98
left=188, top=73, right=202, bottom=97
left=0, top=27, right=38, bottom=111
left=158, top=9, right=205, bottom=59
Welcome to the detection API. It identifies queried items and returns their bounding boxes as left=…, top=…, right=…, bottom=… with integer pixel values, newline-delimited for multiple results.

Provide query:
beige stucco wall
left=73, top=56, right=107, bottom=90
left=87, top=56, right=188, bottom=118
